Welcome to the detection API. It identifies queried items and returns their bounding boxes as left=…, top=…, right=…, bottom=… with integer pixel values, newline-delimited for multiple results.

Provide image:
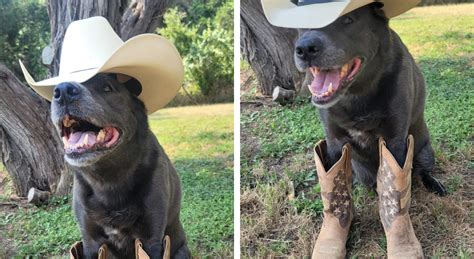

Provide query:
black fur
left=51, top=74, right=191, bottom=258
left=295, top=4, right=446, bottom=195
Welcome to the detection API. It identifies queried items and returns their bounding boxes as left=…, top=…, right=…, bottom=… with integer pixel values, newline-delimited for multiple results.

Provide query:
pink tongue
left=69, top=132, right=82, bottom=144
left=68, top=132, right=97, bottom=146
left=310, top=69, right=341, bottom=95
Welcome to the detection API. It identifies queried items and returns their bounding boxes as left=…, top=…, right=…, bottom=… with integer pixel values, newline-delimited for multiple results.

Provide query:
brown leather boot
left=135, top=235, right=171, bottom=259
left=312, top=141, right=353, bottom=259
left=70, top=235, right=171, bottom=259
left=377, top=135, right=423, bottom=258
left=69, top=242, right=107, bottom=259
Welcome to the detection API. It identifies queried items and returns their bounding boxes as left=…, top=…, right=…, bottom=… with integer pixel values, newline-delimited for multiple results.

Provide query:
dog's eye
left=341, top=17, right=353, bottom=25
left=104, top=85, right=112, bottom=92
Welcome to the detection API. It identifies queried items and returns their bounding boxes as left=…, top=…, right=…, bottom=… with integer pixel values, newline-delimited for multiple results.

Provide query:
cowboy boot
left=69, top=241, right=83, bottom=259
left=312, top=141, right=353, bottom=259
left=377, top=135, right=423, bottom=258
left=69, top=242, right=108, bottom=259
left=135, top=235, right=171, bottom=259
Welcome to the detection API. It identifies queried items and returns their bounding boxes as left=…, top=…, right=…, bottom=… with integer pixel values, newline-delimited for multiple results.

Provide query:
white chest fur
left=347, top=129, right=372, bottom=148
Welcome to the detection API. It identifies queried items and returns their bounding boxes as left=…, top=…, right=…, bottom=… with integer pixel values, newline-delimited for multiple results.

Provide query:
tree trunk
left=0, top=0, right=171, bottom=198
left=0, top=64, right=66, bottom=197
left=240, top=0, right=304, bottom=96
left=47, top=0, right=171, bottom=75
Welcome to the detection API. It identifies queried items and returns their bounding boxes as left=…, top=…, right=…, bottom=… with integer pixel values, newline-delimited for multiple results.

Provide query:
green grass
left=241, top=4, right=473, bottom=257
left=390, top=4, right=474, bottom=158
left=150, top=104, right=234, bottom=256
left=0, top=197, right=80, bottom=256
left=0, top=103, right=233, bottom=257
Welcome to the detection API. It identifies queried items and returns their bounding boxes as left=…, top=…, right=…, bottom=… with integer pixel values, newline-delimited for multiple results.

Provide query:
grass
left=0, top=103, right=234, bottom=257
left=241, top=4, right=473, bottom=258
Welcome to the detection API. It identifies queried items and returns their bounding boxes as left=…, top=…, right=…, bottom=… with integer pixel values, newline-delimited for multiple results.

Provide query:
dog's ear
left=370, top=2, right=388, bottom=22
left=124, top=78, right=142, bottom=96
left=115, top=74, right=142, bottom=96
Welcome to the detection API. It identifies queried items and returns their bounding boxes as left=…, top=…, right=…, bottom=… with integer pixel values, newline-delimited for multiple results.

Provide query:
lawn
left=0, top=103, right=234, bottom=257
left=241, top=4, right=473, bottom=258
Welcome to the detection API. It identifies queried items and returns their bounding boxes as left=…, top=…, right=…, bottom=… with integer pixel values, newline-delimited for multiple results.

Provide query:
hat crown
left=59, top=16, right=123, bottom=75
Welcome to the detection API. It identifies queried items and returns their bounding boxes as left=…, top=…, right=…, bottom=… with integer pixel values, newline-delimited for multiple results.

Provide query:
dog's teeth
left=63, top=116, right=76, bottom=128
left=63, top=116, right=69, bottom=127
left=340, top=64, right=349, bottom=78
left=97, top=130, right=105, bottom=143
left=328, top=83, right=333, bottom=93
left=83, top=134, right=89, bottom=147
left=62, top=136, right=69, bottom=147
left=310, top=67, right=320, bottom=77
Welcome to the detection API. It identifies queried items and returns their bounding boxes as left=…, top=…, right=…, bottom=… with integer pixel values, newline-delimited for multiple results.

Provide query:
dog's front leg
left=81, top=238, right=102, bottom=259
left=384, top=136, right=409, bottom=166
left=324, top=133, right=348, bottom=170
left=141, top=220, right=167, bottom=259
left=142, top=238, right=165, bottom=258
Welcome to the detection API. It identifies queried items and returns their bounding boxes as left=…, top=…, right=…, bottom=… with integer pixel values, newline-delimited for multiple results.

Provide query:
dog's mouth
left=308, top=57, right=362, bottom=104
left=60, top=115, right=121, bottom=156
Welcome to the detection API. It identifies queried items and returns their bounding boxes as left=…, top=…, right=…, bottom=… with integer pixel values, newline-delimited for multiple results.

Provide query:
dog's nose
left=53, top=82, right=81, bottom=103
left=295, top=37, right=323, bottom=60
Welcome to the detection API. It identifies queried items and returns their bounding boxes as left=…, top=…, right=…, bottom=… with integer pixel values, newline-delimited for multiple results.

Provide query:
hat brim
left=261, top=0, right=419, bottom=29
left=20, top=34, right=183, bottom=114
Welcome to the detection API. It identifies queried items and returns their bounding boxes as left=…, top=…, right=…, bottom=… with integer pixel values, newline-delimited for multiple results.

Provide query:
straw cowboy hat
left=261, top=0, right=420, bottom=28
left=19, top=16, right=183, bottom=114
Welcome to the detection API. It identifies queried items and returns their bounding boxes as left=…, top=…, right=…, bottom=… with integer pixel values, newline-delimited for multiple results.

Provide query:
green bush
left=160, top=0, right=233, bottom=99
left=0, top=0, right=49, bottom=79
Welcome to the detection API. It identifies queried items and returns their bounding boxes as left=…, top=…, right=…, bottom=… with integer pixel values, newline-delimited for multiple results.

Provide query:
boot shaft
left=377, top=135, right=423, bottom=258
left=314, top=141, right=353, bottom=228
left=377, top=135, right=414, bottom=229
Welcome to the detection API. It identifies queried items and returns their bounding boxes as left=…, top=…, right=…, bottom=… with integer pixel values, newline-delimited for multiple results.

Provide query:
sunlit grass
left=0, top=103, right=234, bottom=257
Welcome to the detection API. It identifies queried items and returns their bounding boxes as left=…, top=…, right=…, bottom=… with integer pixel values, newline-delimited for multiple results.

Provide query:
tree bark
left=0, top=0, right=171, bottom=198
left=0, top=64, right=66, bottom=197
left=47, top=0, right=171, bottom=76
left=46, top=0, right=127, bottom=75
left=120, top=0, right=172, bottom=40
left=240, top=0, right=304, bottom=96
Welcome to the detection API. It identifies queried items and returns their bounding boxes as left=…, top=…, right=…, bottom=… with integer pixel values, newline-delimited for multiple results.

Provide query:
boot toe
left=312, top=239, right=346, bottom=259
left=388, top=244, right=423, bottom=259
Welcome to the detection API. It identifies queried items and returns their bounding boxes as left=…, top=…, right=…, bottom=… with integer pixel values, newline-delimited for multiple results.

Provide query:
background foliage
left=0, top=0, right=233, bottom=106
left=0, top=0, right=49, bottom=80
left=161, top=0, right=234, bottom=104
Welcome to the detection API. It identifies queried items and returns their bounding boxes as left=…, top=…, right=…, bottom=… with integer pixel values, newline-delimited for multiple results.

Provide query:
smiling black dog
left=51, top=74, right=191, bottom=258
left=295, top=3, right=446, bottom=195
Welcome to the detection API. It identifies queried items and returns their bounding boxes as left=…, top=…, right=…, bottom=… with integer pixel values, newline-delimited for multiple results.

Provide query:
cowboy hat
left=261, top=0, right=420, bottom=28
left=19, top=16, right=184, bottom=114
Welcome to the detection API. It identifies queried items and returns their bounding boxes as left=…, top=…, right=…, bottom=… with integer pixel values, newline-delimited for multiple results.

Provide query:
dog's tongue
left=68, top=131, right=97, bottom=146
left=309, top=69, right=341, bottom=95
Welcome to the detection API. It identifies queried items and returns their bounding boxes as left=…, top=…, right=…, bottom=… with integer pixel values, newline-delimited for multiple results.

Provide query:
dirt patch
left=240, top=102, right=474, bottom=257
left=241, top=184, right=318, bottom=258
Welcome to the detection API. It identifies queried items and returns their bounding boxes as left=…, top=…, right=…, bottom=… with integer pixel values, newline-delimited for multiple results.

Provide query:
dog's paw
left=422, top=174, right=447, bottom=196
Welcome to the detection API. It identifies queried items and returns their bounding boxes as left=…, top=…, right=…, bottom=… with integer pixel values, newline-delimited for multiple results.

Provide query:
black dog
left=51, top=74, right=191, bottom=258
left=294, top=3, right=446, bottom=195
